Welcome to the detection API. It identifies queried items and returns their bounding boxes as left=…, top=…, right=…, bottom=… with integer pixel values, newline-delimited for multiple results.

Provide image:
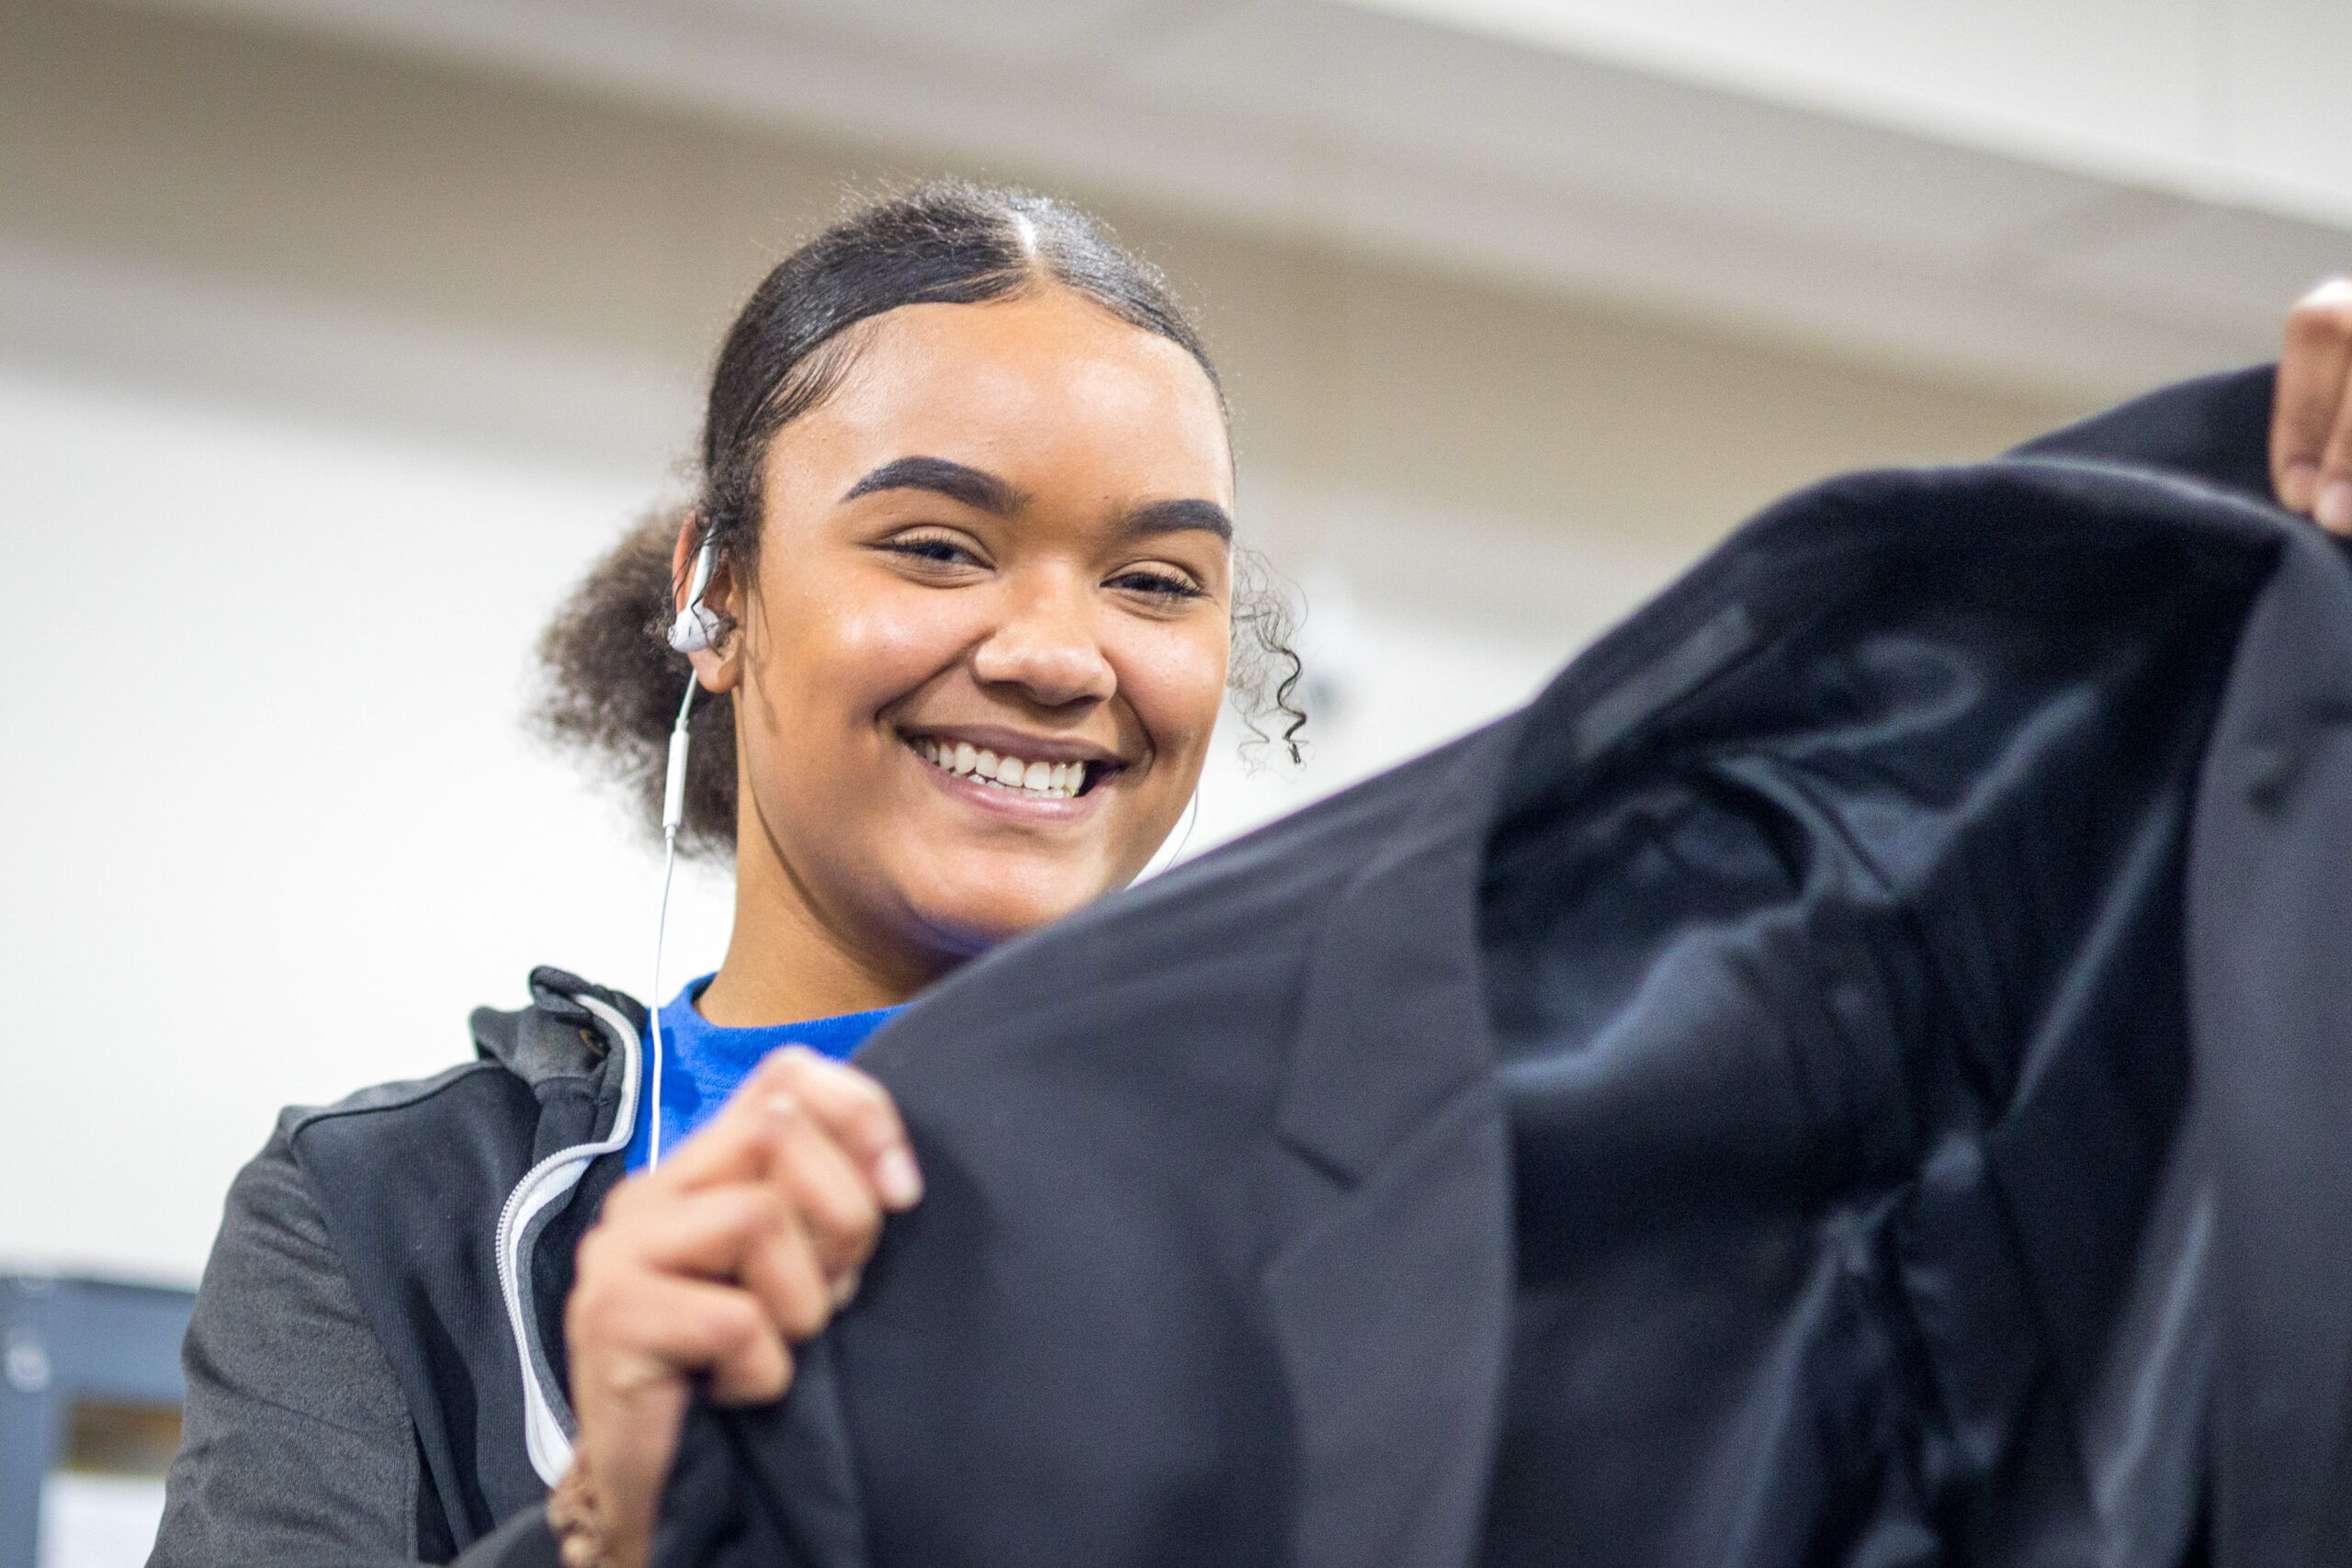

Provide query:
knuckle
left=839, top=1183, right=884, bottom=1233
left=836, top=1061, right=891, bottom=1103
left=778, top=1286, right=832, bottom=1341
left=718, top=1341, right=792, bottom=1405
left=746, top=1187, right=796, bottom=1236
left=834, top=1184, right=884, bottom=1239
left=753, top=1088, right=807, bottom=1134
left=839, top=1093, right=899, bottom=1148
left=763, top=1045, right=820, bottom=1085
left=812, top=1209, right=879, bottom=1269
left=710, top=1292, right=766, bottom=1348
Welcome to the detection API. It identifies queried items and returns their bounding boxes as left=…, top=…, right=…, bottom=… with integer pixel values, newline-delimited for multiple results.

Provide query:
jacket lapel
left=1261, top=721, right=1520, bottom=1568
left=1257, top=546, right=1775, bottom=1568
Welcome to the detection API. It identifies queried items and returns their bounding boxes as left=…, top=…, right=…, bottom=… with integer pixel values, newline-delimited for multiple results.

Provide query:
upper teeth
left=913, top=738, right=1090, bottom=798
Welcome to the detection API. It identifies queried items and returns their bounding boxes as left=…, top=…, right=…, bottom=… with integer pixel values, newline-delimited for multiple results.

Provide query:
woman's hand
left=2273, top=278, right=2352, bottom=535
left=563, top=1047, right=922, bottom=1568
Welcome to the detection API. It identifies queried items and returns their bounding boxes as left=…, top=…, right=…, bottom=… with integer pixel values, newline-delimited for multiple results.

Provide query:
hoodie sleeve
left=149, top=1114, right=560, bottom=1568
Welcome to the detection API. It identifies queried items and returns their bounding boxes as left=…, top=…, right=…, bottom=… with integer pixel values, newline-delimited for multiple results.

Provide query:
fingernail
left=830, top=1269, right=863, bottom=1309
left=2282, top=460, right=2320, bottom=512
left=2321, top=479, right=2352, bottom=533
left=876, top=1147, right=923, bottom=1209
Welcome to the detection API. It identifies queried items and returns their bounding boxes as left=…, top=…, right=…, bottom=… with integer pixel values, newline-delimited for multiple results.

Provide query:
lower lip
left=907, top=745, right=1106, bottom=821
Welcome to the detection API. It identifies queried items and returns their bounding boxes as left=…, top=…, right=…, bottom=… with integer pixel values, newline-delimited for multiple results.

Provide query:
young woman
left=153, top=183, right=1295, bottom=1568
left=152, top=179, right=2352, bottom=1568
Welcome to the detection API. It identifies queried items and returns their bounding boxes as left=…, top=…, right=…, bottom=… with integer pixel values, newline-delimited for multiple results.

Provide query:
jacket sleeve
left=149, top=1116, right=560, bottom=1568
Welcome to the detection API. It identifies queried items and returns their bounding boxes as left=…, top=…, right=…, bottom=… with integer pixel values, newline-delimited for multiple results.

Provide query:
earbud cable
left=648, top=675, right=699, bottom=1170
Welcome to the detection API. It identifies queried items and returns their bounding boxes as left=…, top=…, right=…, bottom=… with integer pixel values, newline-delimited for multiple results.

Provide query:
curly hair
left=537, top=181, right=1304, bottom=855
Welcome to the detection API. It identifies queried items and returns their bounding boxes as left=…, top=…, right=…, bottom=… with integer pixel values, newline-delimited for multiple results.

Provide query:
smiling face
left=685, top=288, right=1235, bottom=1009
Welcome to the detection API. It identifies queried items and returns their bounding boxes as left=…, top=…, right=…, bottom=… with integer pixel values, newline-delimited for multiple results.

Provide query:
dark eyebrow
left=1120, top=498, right=1233, bottom=542
left=842, top=456, right=1024, bottom=515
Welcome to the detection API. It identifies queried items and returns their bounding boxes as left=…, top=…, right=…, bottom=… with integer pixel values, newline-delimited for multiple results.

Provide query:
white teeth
left=908, top=738, right=1091, bottom=797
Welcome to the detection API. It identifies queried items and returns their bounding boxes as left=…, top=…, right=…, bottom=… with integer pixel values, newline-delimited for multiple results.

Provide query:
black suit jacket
left=652, top=367, right=2352, bottom=1568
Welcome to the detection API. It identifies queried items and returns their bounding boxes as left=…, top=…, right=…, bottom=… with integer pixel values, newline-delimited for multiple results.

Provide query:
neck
left=695, top=821, right=953, bottom=1031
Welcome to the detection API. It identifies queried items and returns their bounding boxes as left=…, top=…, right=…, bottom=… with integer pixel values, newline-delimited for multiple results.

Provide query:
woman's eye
left=1107, top=568, right=1207, bottom=601
left=880, top=535, right=984, bottom=569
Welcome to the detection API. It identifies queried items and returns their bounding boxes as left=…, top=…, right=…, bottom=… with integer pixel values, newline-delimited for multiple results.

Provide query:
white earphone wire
left=648, top=673, right=699, bottom=1169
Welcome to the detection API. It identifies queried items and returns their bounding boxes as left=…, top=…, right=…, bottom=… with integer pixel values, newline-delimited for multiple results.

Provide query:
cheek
left=767, top=575, right=978, bottom=724
left=1119, top=621, right=1231, bottom=770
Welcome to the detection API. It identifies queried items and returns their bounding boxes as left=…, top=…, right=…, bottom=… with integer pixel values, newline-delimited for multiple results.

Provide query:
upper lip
left=899, top=724, right=1129, bottom=769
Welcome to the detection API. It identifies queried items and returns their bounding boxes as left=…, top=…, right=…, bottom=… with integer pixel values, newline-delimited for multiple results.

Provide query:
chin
left=905, top=865, right=1112, bottom=957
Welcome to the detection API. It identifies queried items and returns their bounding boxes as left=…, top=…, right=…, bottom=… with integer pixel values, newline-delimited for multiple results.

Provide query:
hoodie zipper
left=492, top=988, right=643, bottom=1486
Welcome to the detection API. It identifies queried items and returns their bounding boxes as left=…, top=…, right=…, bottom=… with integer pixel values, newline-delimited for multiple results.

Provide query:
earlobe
left=688, top=637, right=743, bottom=694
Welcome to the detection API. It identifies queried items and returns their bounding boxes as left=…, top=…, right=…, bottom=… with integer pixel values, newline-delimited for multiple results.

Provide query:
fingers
left=569, top=1257, right=792, bottom=1406
left=2273, top=278, right=2352, bottom=531
left=650, top=1048, right=922, bottom=1213
left=562, top=1043, right=918, bottom=1568
left=612, top=1184, right=841, bottom=1339
left=762, top=1096, right=887, bottom=1277
left=761, top=1047, right=924, bottom=1212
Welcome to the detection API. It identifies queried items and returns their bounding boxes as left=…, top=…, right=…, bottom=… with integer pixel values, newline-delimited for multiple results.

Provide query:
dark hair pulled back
left=538, top=180, right=1303, bottom=855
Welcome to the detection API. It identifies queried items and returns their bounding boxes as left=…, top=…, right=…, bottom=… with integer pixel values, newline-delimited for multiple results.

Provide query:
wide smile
left=903, top=734, right=1121, bottom=804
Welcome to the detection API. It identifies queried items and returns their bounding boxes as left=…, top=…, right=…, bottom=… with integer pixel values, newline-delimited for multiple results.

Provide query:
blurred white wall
left=132, top=0, right=2349, bottom=392
left=0, top=0, right=2288, bottom=1284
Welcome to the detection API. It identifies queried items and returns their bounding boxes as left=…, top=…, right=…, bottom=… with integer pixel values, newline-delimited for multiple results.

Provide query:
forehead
left=771, top=291, right=1234, bottom=506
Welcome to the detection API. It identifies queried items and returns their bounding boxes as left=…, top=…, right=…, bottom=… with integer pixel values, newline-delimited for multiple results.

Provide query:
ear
left=669, top=514, right=744, bottom=694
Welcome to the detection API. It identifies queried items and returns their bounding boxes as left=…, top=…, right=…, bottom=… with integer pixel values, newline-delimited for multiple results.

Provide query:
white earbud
left=667, top=542, right=721, bottom=653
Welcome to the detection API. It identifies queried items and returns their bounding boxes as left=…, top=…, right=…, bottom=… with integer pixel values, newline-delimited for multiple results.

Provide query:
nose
left=969, top=576, right=1117, bottom=709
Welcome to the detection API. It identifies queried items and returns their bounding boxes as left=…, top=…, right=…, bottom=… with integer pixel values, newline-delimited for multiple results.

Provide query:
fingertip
left=875, top=1146, right=924, bottom=1210
left=2320, top=479, right=2352, bottom=535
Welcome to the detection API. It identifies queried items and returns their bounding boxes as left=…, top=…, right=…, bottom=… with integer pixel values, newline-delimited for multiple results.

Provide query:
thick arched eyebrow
left=842, top=456, right=1025, bottom=515
left=1121, top=498, right=1232, bottom=542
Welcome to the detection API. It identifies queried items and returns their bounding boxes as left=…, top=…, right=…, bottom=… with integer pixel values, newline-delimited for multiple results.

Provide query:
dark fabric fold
left=654, top=365, right=2352, bottom=1568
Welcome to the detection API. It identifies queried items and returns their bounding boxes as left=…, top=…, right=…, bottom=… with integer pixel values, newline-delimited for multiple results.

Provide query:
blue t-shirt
left=623, top=974, right=905, bottom=1170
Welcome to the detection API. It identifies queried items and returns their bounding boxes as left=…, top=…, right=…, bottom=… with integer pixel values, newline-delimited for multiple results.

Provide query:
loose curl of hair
left=537, top=181, right=1304, bottom=856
